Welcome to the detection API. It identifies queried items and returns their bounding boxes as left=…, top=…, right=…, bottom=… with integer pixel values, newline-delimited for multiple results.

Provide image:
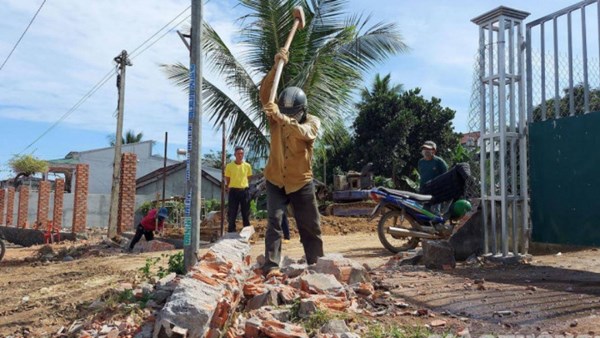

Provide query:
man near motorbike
left=418, top=141, right=448, bottom=192
left=259, top=48, right=324, bottom=277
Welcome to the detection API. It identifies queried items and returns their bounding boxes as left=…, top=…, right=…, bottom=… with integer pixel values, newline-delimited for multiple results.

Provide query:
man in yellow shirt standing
left=225, top=146, right=253, bottom=233
left=259, top=48, right=324, bottom=276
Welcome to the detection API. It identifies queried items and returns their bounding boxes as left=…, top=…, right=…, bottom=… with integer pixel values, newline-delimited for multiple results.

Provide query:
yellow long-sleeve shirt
left=259, top=66, right=320, bottom=194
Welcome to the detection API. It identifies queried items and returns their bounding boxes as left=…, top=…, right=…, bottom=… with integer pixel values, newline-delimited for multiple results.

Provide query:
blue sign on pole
left=183, top=217, right=191, bottom=246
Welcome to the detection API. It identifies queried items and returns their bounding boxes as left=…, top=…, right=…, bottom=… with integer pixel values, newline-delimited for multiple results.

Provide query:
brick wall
left=72, top=164, right=89, bottom=233
left=117, top=153, right=137, bottom=234
left=0, top=189, right=5, bottom=225
left=36, top=180, right=51, bottom=227
left=17, top=185, right=29, bottom=228
left=53, top=178, right=65, bottom=229
left=6, top=187, right=15, bottom=226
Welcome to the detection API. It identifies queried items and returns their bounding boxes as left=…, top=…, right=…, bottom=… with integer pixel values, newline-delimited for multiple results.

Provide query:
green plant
left=204, top=199, right=221, bottom=213
left=249, top=199, right=258, bottom=218
left=158, top=251, right=185, bottom=277
left=302, top=309, right=332, bottom=336
left=139, top=257, right=160, bottom=280
left=8, top=154, right=48, bottom=176
left=374, top=175, right=394, bottom=188
left=116, top=289, right=136, bottom=303
left=400, top=168, right=420, bottom=191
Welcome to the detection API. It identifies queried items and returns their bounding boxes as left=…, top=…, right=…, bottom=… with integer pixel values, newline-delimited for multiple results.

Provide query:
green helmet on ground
left=451, top=199, right=472, bottom=219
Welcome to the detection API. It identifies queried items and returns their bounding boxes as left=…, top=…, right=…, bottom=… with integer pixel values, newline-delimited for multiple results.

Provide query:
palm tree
left=162, top=0, right=408, bottom=158
left=107, top=129, right=144, bottom=146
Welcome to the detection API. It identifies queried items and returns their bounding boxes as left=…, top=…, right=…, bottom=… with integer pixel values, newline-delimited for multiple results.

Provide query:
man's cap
left=421, top=141, right=437, bottom=150
left=157, top=207, right=169, bottom=219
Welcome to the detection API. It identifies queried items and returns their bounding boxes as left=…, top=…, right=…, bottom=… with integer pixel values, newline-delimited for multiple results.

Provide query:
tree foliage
left=329, top=74, right=459, bottom=187
left=162, top=0, right=407, bottom=159
left=9, top=154, right=48, bottom=176
left=107, top=129, right=144, bottom=146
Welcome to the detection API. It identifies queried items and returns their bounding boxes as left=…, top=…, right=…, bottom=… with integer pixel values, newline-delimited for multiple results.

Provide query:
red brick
left=36, top=181, right=51, bottom=227
left=117, top=153, right=137, bottom=234
left=6, top=187, right=15, bottom=226
left=17, top=185, right=29, bottom=228
left=53, top=178, right=65, bottom=229
left=72, top=164, right=89, bottom=233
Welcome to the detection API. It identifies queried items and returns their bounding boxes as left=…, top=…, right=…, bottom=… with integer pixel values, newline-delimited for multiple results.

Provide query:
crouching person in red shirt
left=127, top=207, right=168, bottom=253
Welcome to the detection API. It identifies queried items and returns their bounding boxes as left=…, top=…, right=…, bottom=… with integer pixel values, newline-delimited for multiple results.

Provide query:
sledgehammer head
left=293, top=6, right=306, bottom=29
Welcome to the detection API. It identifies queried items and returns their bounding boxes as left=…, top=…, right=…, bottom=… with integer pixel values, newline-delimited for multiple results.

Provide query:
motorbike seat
left=380, top=188, right=432, bottom=202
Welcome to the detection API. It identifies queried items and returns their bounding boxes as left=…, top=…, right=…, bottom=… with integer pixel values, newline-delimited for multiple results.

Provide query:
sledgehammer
left=268, top=6, right=306, bottom=103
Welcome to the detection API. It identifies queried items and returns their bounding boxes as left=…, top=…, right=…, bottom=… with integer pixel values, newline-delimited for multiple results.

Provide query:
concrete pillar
left=117, top=153, right=137, bottom=234
left=0, top=189, right=5, bottom=225
left=17, top=185, right=29, bottom=228
left=72, top=164, right=89, bottom=233
left=37, top=181, right=51, bottom=227
left=6, top=187, right=15, bottom=226
left=53, top=178, right=65, bottom=230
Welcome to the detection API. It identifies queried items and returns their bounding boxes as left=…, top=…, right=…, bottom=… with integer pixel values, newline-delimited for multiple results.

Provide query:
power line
left=0, top=0, right=48, bottom=73
left=18, top=5, right=192, bottom=155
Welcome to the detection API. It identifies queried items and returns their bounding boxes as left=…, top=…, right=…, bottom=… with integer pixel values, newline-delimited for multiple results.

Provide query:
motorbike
left=369, top=163, right=472, bottom=254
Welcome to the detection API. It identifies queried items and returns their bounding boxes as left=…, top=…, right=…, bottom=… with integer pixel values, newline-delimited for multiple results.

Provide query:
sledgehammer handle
left=268, top=7, right=305, bottom=103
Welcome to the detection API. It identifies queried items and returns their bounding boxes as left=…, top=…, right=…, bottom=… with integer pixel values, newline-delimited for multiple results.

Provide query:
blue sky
left=0, top=0, right=578, bottom=179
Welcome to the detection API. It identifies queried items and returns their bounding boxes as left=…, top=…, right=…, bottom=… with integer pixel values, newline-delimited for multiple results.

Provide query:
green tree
left=8, top=154, right=48, bottom=187
left=107, top=129, right=144, bottom=146
left=162, top=0, right=407, bottom=158
left=351, top=74, right=459, bottom=187
left=202, top=150, right=232, bottom=169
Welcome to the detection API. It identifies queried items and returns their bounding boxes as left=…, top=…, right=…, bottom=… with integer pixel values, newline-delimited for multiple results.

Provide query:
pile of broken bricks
left=151, top=227, right=460, bottom=338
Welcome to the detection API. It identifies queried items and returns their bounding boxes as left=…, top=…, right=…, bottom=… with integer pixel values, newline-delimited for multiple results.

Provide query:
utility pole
left=107, top=50, right=131, bottom=239
left=184, top=0, right=202, bottom=270
left=220, top=122, right=226, bottom=237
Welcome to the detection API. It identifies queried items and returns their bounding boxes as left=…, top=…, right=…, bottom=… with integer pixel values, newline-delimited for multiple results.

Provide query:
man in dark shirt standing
left=418, top=140, right=448, bottom=191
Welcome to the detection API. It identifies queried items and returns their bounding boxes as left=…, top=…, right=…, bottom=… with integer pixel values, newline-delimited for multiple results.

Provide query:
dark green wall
left=530, top=112, right=600, bottom=246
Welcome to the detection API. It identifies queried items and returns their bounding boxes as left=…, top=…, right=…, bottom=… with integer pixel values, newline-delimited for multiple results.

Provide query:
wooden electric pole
left=108, top=50, right=131, bottom=239
left=184, top=0, right=202, bottom=270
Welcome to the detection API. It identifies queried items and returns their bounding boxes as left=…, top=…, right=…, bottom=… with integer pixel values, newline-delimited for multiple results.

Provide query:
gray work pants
left=263, top=181, right=323, bottom=273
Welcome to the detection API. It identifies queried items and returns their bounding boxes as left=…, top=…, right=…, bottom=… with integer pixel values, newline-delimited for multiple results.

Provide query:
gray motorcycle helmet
left=277, top=86, right=307, bottom=123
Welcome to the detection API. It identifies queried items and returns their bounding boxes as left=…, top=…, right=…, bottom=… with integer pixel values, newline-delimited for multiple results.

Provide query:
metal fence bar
left=582, top=5, right=590, bottom=114
left=541, top=23, right=547, bottom=120
left=526, top=26, right=533, bottom=122
left=569, top=11, right=575, bottom=116
left=518, top=19, right=529, bottom=254
left=509, top=20, right=519, bottom=255
left=553, top=17, right=560, bottom=119
left=479, top=25, right=489, bottom=254
left=498, top=17, right=509, bottom=257
left=488, top=21, right=498, bottom=254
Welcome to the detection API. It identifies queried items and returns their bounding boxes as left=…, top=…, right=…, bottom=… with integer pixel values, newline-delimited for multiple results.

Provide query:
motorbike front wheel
left=0, top=239, right=5, bottom=262
left=377, top=210, right=420, bottom=254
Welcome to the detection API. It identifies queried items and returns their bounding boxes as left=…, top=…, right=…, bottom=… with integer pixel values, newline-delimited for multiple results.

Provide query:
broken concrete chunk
left=299, top=299, right=319, bottom=319
left=246, top=290, right=279, bottom=311
left=283, top=263, right=308, bottom=278
left=421, top=240, right=456, bottom=270
left=312, top=253, right=370, bottom=284
left=299, top=273, right=345, bottom=295
left=320, top=319, right=349, bottom=334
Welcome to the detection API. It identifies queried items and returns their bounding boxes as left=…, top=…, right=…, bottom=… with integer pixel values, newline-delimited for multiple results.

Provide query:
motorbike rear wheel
left=377, top=210, right=420, bottom=254
left=0, top=239, right=5, bottom=262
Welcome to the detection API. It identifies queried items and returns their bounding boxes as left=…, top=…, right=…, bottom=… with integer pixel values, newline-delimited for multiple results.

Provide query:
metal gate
left=472, top=0, right=600, bottom=255
left=525, top=1, right=600, bottom=246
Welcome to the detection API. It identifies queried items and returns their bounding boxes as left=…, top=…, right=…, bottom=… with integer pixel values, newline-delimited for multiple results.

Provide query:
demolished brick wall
left=72, top=164, right=89, bottom=233
left=36, top=180, right=51, bottom=227
left=0, top=189, right=5, bottom=225
left=6, top=187, right=15, bottom=226
left=17, top=185, right=29, bottom=228
left=117, top=152, right=137, bottom=234
left=53, top=178, right=65, bottom=229
left=154, top=228, right=255, bottom=338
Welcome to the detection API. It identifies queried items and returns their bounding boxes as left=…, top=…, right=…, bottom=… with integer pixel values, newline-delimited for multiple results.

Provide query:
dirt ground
left=1, top=216, right=600, bottom=336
